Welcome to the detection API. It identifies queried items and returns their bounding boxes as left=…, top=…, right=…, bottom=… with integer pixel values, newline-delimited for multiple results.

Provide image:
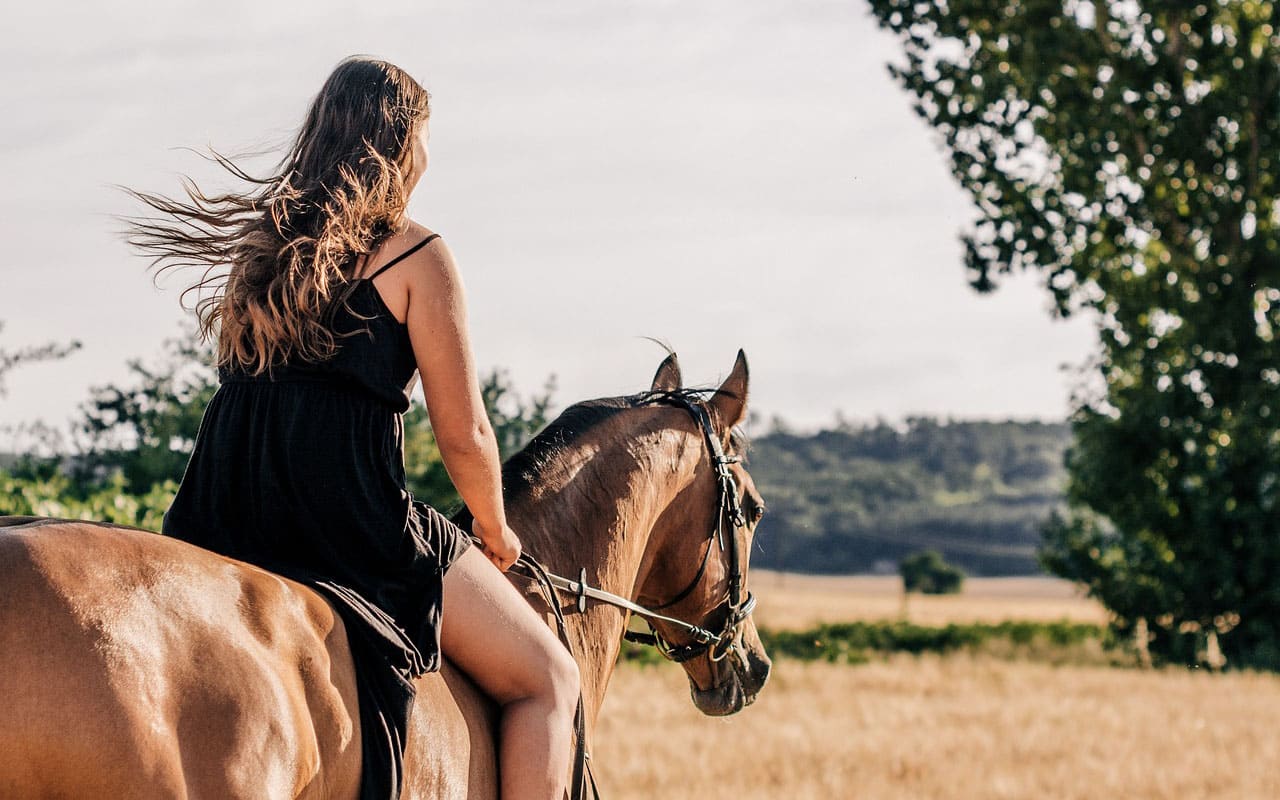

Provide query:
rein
left=489, top=392, right=757, bottom=800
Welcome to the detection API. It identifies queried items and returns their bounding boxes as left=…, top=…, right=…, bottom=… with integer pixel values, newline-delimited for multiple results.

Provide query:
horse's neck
left=509, top=427, right=686, bottom=727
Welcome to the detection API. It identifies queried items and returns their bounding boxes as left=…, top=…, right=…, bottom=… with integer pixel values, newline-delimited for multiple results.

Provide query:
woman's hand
left=472, top=518, right=522, bottom=572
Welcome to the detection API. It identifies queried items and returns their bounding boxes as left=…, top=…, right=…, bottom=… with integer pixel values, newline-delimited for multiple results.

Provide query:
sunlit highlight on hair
left=115, top=55, right=430, bottom=375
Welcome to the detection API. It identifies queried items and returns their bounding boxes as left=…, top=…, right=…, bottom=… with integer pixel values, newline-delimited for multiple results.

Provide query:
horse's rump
left=0, top=519, right=365, bottom=799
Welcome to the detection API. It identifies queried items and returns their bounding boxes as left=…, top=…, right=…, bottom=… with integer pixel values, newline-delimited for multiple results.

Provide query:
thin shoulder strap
left=365, top=233, right=441, bottom=281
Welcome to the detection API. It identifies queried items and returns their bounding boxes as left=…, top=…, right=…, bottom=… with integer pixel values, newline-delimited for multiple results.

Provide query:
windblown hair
left=116, top=55, right=431, bottom=374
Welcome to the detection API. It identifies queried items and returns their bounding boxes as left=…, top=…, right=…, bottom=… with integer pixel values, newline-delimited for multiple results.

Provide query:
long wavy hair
left=117, top=55, right=431, bottom=375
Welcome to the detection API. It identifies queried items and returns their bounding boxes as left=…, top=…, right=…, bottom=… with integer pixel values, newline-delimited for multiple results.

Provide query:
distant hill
left=747, top=418, right=1070, bottom=576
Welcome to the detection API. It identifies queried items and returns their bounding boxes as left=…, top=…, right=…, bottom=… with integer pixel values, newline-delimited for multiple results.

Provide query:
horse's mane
left=500, top=396, right=634, bottom=498
left=451, top=387, right=748, bottom=529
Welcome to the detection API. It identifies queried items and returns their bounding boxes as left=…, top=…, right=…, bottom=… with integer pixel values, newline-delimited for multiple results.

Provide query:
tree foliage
left=73, top=331, right=218, bottom=494
left=0, top=319, right=83, bottom=464
left=900, top=549, right=967, bottom=594
left=869, top=0, right=1280, bottom=667
left=0, top=468, right=173, bottom=531
left=403, top=370, right=556, bottom=511
left=35, top=328, right=556, bottom=517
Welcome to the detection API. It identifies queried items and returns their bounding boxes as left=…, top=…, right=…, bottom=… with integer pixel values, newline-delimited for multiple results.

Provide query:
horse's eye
left=751, top=504, right=766, bottom=523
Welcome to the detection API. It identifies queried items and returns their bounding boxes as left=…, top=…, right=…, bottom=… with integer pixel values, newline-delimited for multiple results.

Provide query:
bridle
left=494, top=390, right=759, bottom=800
left=620, top=393, right=756, bottom=663
left=512, top=392, right=756, bottom=665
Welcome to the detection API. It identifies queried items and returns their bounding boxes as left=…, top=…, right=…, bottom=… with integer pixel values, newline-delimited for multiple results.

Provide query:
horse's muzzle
left=689, top=639, right=772, bottom=716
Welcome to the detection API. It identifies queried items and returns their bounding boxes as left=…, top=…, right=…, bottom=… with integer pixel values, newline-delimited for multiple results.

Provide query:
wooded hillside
left=748, top=418, right=1070, bottom=576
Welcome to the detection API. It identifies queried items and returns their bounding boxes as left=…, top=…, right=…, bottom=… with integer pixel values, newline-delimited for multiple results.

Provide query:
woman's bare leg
left=440, top=545, right=580, bottom=799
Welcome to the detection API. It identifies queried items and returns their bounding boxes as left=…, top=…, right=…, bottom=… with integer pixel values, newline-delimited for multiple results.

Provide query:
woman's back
left=127, top=55, right=578, bottom=800
left=162, top=230, right=470, bottom=800
left=166, top=229, right=461, bottom=635
left=215, top=232, right=440, bottom=411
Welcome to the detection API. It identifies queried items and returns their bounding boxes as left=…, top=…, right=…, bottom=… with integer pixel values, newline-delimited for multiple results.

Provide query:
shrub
left=900, top=550, right=965, bottom=594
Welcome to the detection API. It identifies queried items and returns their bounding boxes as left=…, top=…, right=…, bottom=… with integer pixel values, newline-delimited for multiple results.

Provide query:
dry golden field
left=749, top=570, right=1109, bottom=629
left=594, top=655, right=1280, bottom=800
left=592, top=574, right=1280, bottom=799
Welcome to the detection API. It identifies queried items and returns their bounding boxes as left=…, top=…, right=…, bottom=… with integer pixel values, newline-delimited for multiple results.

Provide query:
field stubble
left=594, top=656, right=1280, bottom=800
left=749, top=571, right=1108, bottom=629
left=594, top=573, right=1280, bottom=799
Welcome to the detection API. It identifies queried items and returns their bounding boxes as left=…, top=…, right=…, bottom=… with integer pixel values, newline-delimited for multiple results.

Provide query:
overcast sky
left=0, top=0, right=1096, bottom=445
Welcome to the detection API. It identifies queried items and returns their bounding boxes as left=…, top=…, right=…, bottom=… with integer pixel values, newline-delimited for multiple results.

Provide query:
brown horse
left=0, top=351, right=771, bottom=799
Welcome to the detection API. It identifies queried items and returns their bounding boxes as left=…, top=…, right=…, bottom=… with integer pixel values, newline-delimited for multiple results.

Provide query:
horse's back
left=0, top=517, right=363, bottom=799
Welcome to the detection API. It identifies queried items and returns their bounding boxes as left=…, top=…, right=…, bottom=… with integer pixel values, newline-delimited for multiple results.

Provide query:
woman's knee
left=546, top=643, right=580, bottom=708
left=506, top=634, right=579, bottom=713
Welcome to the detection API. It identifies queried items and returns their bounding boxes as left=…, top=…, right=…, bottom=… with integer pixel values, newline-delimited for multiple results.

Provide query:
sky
left=0, top=0, right=1097, bottom=444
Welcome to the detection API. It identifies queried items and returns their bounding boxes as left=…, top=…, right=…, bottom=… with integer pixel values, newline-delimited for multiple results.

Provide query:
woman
left=122, top=55, right=579, bottom=799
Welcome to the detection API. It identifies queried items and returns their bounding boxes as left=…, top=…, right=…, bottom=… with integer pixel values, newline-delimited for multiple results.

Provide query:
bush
left=900, top=550, right=965, bottom=594
left=618, top=619, right=1123, bottom=667
left=0, top=469, right=174, bottom=531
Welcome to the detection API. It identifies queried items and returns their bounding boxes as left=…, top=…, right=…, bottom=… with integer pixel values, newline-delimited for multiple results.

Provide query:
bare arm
left=401, top=236, right=520, bottom=570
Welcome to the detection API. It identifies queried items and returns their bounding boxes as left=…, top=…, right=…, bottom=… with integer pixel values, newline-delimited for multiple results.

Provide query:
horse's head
left=634, top=350, right=772, bottom=716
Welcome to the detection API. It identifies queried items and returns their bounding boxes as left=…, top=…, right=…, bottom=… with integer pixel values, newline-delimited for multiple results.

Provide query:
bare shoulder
left=401, top=218, right=439, bottom=242
left=398, top=219, right=464, bottom=306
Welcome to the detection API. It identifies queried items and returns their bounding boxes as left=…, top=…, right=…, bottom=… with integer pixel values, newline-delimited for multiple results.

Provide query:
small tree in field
left=901, top=550, right=966, bottom=595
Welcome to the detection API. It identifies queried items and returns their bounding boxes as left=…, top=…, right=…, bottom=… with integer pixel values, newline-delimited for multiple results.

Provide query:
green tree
left=869, top=0, right=1280, bottom=666
left=68, top=327, right=556, bottom=514
left=404, top=370, right=556, bottom=510
left=900, top=550, right=966, bottom=594
left=73, top=330, right=218, bottom=494
left=748, top=418, right=1069, bottom=575
left=0, top=469, right=173, bottom=531
left=483, top=369, right=557, bottom=460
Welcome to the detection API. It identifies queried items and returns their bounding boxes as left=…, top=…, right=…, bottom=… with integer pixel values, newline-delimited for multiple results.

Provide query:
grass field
left=594, top=656, right=1280, bottom=800
left=592, top=574, right=1278, bottom=799
left=749, top=570, right=1109, bottom=629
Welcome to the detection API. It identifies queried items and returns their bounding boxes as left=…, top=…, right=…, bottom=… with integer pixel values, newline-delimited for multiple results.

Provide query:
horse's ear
left=651, top=352, right=682, bottom=392
left=710, top=349, right=749, bottom=432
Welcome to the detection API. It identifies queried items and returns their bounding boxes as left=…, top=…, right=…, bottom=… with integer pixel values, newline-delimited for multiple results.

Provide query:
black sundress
left=161, top=232, right=472, bottom=800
